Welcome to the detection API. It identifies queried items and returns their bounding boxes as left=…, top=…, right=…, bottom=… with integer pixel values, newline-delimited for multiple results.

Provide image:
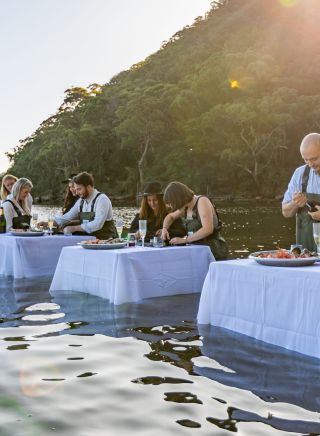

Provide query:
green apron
left=78, top=193, right=118, bottom=240
left=182, top=196, right=228, bottom=260
left=3, top=199, right=31, bottom=229
left=296, top=165, right=320, bottom=251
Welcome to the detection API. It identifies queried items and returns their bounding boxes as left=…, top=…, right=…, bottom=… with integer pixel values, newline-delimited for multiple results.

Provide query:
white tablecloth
left=50, top=245, right=214, bottom=305
left=197, top=259, right=320, bottom=358
left=0, top=234, right=94, bottom=279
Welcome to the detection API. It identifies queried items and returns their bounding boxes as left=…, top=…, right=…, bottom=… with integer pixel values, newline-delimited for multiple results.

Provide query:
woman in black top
left=130, top=182, right=185, bottom=242
left=160, top=181, right=228, bottom=260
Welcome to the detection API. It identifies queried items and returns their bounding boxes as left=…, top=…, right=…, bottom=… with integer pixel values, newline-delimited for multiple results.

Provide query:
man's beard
left=80, top=187, right=90, bottom=199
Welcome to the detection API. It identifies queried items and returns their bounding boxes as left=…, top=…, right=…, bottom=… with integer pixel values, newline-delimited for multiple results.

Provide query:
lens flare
left=230, top=80, right=240, bottom=89
left=20, top=357, right=62, bottom=397
left=279, top=0, right=300, bottom=7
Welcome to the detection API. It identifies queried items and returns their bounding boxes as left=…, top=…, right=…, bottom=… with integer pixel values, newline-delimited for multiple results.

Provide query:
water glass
left=313, top=222, right=320, bottom=255
left=139, top=220, right=147, bottom=247
left=153, top=236, right=164, bottom=248
left=31, top=212, right=38, bottom=229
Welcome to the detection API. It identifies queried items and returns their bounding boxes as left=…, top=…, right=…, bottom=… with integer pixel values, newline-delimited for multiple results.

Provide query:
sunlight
left=230, top=79, right=240, bottom=89
left=279, top=0, right=300, bottom=7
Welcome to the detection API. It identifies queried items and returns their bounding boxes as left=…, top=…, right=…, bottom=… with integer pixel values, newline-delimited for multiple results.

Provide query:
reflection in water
left=0, top=205, right=317, bottom=435
left=1, top=280, right=320, bottom=434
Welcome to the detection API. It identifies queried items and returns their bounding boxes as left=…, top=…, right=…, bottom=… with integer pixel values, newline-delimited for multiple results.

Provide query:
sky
left=0, top=0, right=212, bottom=173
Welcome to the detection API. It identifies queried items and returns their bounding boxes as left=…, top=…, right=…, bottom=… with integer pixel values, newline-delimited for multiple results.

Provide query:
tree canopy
left=6, top=0, right=320, bottom=200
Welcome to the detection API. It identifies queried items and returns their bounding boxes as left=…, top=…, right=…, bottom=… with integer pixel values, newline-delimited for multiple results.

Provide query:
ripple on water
left=0, top=204, right=317, bottom=435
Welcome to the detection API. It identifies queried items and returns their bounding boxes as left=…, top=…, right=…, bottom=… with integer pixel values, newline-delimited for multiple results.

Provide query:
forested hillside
left=6, top=0, right=320, bottom=200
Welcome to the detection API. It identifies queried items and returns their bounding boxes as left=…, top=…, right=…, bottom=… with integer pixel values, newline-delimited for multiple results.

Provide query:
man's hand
left=292, top=192, right=307, bottom=208
left=63, top=225, right=76, bottom=235
left=308, top=205, right=320, bottom=221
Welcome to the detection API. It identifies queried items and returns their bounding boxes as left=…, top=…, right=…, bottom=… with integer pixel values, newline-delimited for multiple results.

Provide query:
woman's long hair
left=139, top=195, right=167, bottom=228
left=11, top=178, right=33, bottom=214
left=0, top=174, right=18, bottom=200
left=62, top=183, right=78, bottom=213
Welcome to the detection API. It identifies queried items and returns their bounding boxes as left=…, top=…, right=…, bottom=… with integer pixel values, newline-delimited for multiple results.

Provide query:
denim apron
left=296, top=165, right=320, bottom=251
left=3, top=199, right=31, bottom=229
left=182, top=196, right=228, bottom=260
left=78, top=193, right=117, bottom=240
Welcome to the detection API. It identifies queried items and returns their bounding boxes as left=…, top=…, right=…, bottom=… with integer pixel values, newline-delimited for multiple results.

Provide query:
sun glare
left=230, top=80, right=240, bottom=89
left=279, top=0, right=300, bottom=7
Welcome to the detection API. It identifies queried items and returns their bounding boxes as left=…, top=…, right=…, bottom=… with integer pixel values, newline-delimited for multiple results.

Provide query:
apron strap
left=91, top=192, right=102, bottom=212
left=79, top=199, right=84, bottom=213
left=3, top=199, right=22, bottom=216
left=302, top=165, right=310, bottom=193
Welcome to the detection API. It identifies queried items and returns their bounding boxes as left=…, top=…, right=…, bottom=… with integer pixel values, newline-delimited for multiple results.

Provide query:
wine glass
left=313, top=222, right=320, bottom=255
left=31, top=212, right=38, bottom=229
left=48, top=212, right=54, bottom=236
left=116, top=218, right=123, bottom=240
left=139, top=220, right=147, bottom=247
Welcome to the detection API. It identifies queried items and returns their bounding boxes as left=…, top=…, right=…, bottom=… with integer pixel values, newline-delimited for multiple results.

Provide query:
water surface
left=2, top=204, right=318, bottom=436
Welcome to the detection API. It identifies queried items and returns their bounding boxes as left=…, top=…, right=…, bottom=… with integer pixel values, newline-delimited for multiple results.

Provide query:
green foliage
left=6, top=0, right=320, bottom=199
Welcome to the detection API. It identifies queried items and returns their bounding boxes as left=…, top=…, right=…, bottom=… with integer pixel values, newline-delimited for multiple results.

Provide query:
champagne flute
left=48, top=212, right=54, bottom=236
left=313, top=222, right=320, bottom=255
left=139, top=220, right=147, bottom=247
left=116, top=218, right=123, bottom=240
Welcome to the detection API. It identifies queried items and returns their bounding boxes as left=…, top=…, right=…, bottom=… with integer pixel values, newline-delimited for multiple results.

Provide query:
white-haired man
left=282, top=133, right=320, bottom=250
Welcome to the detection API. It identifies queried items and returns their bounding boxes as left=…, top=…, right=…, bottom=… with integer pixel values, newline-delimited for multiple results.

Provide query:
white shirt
left=282, top=164, right=320, bottom=204
left=2, top=194, right=31, bottom=231
left=55, top=189, right=113, bottom=234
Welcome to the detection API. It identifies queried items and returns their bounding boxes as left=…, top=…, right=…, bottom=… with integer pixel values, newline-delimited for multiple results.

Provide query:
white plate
left=78, top=242, right=127, bottom=250
left=10, top=231, right=44, bottom=237
left=249, top=250, right=317, bottom=267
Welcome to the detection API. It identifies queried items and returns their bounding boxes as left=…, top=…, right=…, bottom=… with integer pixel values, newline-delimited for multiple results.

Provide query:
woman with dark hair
left=160, top=181, right=228, bottom=260
left=129, top=182, right=185, bottom=242
left=62, top=176, right=79, bottom=214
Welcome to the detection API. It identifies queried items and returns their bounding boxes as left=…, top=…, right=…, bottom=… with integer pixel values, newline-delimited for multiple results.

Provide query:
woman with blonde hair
left=2, top=178, right=33, bottom=231
left=1, top=174, right=32, bottom=209
left=1, top=174, right=18, bottom=201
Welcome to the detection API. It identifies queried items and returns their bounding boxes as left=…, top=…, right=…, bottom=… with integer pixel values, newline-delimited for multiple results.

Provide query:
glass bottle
left=0, top=207, right=6, bottom=233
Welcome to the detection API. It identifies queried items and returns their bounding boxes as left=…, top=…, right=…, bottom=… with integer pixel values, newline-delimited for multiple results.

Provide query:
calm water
left=2, top=204, right=319, bottom=436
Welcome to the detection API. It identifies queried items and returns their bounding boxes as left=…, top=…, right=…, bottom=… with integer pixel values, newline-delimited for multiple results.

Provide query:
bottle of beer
left=0, top=206, right=6, bottom=233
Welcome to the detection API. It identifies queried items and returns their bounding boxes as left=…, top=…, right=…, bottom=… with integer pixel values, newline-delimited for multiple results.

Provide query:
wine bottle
left=0, top=207, right=6, bottom=233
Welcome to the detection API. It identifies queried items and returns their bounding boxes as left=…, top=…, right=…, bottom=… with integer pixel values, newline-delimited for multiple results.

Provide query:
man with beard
left=53, top=172, right=118, bottom=239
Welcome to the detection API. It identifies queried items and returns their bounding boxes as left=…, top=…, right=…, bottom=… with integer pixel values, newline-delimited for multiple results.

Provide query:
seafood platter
left=78, top=238, right=127, bottom=250
left=249, top=248, right=318, bottom=267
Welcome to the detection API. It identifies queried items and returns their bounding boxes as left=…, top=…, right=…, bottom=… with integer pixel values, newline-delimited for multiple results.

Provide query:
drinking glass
left=116, top=218, right=123, bottom=239
left=48, top=213, right=54, bottom=236
left=31, top=212, right=38, bottom=229
left=313, top=222, right=320, bottom=255
left=127, top=233, right=136, bottom=247
left=153, top=236, right=164, bottom=248
left=139, top=220, right=147, bottom=247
